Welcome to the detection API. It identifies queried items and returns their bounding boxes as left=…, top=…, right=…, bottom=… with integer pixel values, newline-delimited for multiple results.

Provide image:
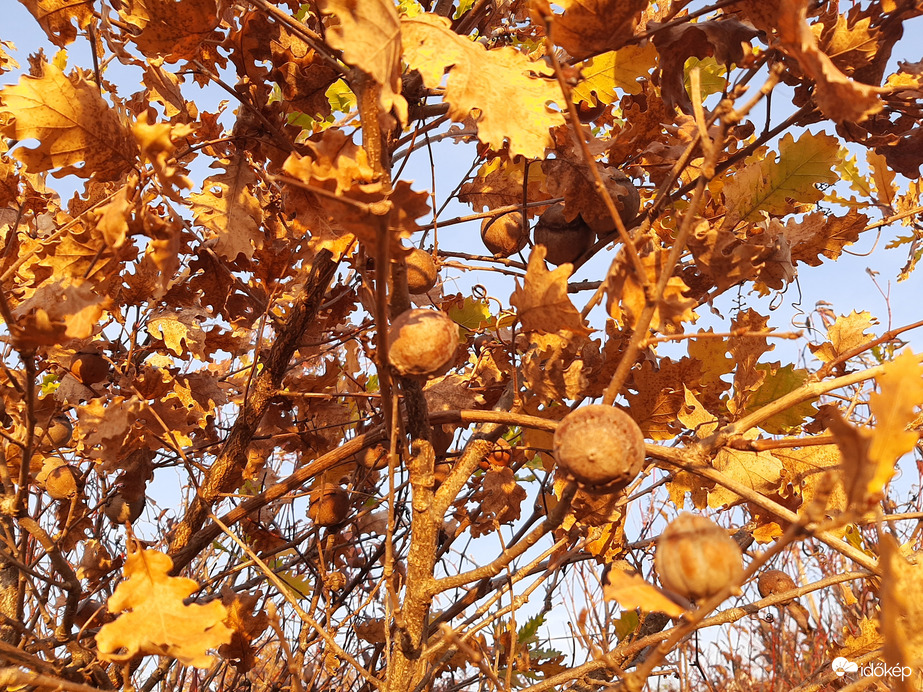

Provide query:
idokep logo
left=832, top=656, right=913, bottom=681
left=832, top=657, right=858, bottom=676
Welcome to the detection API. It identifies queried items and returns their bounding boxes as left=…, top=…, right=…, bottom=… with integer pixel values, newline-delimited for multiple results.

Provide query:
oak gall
left=655, top=513, right=744, bottom=601
left=388, top=309, right=458, bottom=379
left=552, top=405, right=645, bottom=493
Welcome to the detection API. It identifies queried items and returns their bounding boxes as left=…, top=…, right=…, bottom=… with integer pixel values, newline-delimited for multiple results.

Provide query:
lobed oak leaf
left=402, top=14, right=565, bottom=159
left=458, top=157, right=546, bottom=213
left=573, top=43, right=658, bottom=104
left=602, top=562, right=685, bottom=617
left=116, top=0, right=220, bottom=63
left=677, top=386, right=719, bottom=439
left=708, top=446, right=784, bottom=508
left=191, top=154, right=264, bottom=262
left=132, top=113, right=194, bottom=199
left=776, top=209, right=869, bottom=267
left=728, top=309, right=773, bottom=412
left=685, top=221, right=769, bottom=296
left=688, top=331, right=734, bottom=401
left=808, top=310, right=877, bottom=364
left=626, top=358, right=702, bottom=440
left=875, top=128, right=923, bottom=180
left=142, top=59, right=195, bottom=120
left=219, top=590, right=270, bottom=672
left=146, top=309, right=208, bottom=360
left=9, top=279, right=108, bottom=347
left=740, top=0, right=884, bottom=123
left=0, top=62, right=138, bottom=180
left=551, top=0, right=648, bottom=61
left=20, top=0, right=94, bottom=47
left=722, top=131, right=842, bottom=226
left=605, top=245, right=697, bottom=335
left=745, top=362, right=816, bottom=434
left=318, top=0, right=407, bottom=124
left=97, top=548, right=232, bottom=668
left=510, top=246, right=592, bottom=335
left=470, top=466, right=527, bottom=538
left=773, top=444, right=847, bottom=520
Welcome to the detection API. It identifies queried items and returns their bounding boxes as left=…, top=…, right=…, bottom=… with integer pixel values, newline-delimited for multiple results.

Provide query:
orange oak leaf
left=605, top=245, right=697, bottom=334
left=116, top=0, right=220, bottom=63
left=0, top=62, right=138, bottom=180
left=20, top=0, right=94, bottom=47
left=402, top=14, right=565, bottom=159
left=511, top=246, right=592, bottom=335
left=551, top=0, right=648, bottom=61
left=9, top=280, right=108, bottom=348
left=740, top=0, right=884, bottom=123
left=318, top=0, right=406, bottom=124
left=219, top=590, right=270, bottom=672
left=96, top=548, right=231, bottom=668
left=191, top=154, right=264, bottom=262
left=602, top=562, right=685, bottom=617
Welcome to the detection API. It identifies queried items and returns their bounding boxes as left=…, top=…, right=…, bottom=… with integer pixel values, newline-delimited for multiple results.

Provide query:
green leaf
left=448, top=296, right=492, bottom=332
left=683, top=56, right=727, bottom=100
left=518, top=614, right=544, bottom=643
left=613, top=610, right=640, bottom=640
left=747, top=362, right=816, bottom=434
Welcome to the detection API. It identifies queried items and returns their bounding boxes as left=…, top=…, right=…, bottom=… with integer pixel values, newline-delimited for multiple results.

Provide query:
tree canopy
left=1, top=0, right=923, bottom=690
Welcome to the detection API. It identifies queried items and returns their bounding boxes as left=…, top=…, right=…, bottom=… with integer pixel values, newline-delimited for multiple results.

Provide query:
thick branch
left=168, top=250, right=338, bottom=564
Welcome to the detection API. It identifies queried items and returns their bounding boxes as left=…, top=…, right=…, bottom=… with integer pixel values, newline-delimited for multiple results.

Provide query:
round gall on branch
left=388, top=309, right=458, bottom=379
left=481, top=211, right=528, bottom=258
left=552, top=404, right=645, bottom=493
left=655, top=513, right=744, bottom=602
left=405, top=248, right=438, bottom=294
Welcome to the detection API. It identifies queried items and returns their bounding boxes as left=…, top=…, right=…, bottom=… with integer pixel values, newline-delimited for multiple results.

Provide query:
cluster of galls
left=480, top=168, right=640, bottom=265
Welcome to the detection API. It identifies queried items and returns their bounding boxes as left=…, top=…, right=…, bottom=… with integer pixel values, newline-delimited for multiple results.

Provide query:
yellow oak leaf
left=708, top=447, right=784, bottom=509
left=146, top=309, right=208, bottom=360
left=402, top=14, right=565, bottom=159
left=866, top=350, right=923, bottom=497
left=722, top=131, right=842, bottom=225
left=879, top=533, right=923, bottom=689
left=602, top=562, right=685, bottom=617
left=20, top=0, right=94, bottom=47
left=97, top=549, right=232, bottom=668
left=773, top=444, right=847, bottom=520
left=808, top=310, right=877, bottom=364
left=551, top=0, right=648, bottom=61
left=510, top=246, right=592, bottom=335
left=318, top=0, right=407, bottom=124
left=0, top=62, right=137, bottom=180
left=573, top=43, right=658, bottom=104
